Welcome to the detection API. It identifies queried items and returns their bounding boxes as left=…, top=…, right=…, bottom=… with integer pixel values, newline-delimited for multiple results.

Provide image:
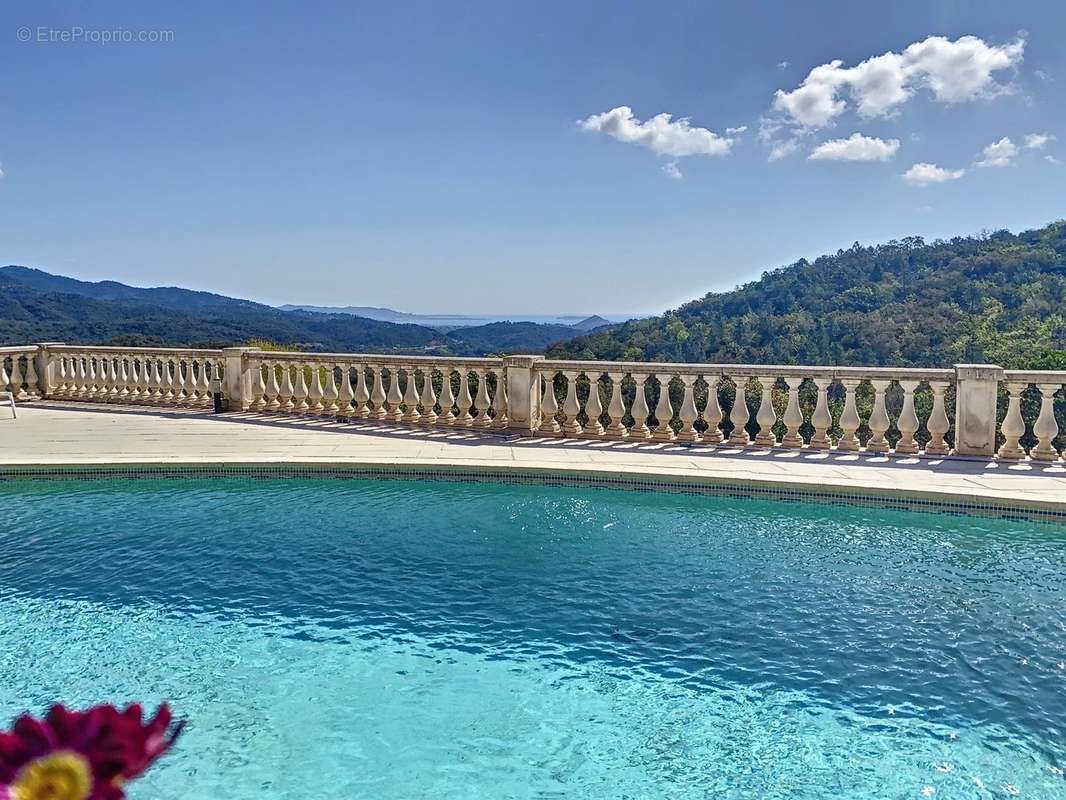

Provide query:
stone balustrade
left=534, top=361, right=959, bottom=456
left=996, top=371, right=1066, bottom=462
left=3, top=344, right=1064, bottom=462
left=0, top=346, right=42, bottom=401
left=241, top=351, right=510, bottom=430
left=40, top=346, right=223, bottom=409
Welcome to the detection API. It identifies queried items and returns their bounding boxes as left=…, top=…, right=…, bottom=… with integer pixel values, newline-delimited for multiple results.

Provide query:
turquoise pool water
left=1, top=478, right=1064, bottom=799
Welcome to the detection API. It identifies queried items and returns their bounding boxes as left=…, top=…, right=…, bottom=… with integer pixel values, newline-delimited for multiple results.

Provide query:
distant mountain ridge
left=0, top=266, right=604, bottom=355
left=279, top=303, right=625, bottom=330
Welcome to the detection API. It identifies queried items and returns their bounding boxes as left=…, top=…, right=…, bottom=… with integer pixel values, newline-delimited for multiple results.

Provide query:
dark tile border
left=1, top=462, right=1064, bottom=527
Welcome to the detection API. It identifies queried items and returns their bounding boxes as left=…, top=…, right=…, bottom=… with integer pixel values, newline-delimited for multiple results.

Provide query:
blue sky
left=1, top=1, right=1063, bottom=315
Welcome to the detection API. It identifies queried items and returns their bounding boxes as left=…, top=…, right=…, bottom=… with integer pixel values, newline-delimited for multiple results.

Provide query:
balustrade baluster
left=293, top=363, right=310, bottom=413
left=385, top=366, right=409, bottom=423
left=149, top=359, right=164, bottom=404
left=201, top=361, right=216, bottom=408
left=366, top=366, right=384, bottom=419
left=308, top=364, right=325, bottom=414
left=336, top=365, right=354, bottom=418
left=1031, top=383, right=1062, bottom=461
left=728, top=377, right=751, bottom=446
left=782, top=376, right=804, bottom=448
left=895, top=380, right=920, bottom=455
left=997, top=381, right=1027, bottom=460
left=455, top=368, right=474, bottom=426
left=23, top=356, right=38, bottom=399
left=437, top=366, right=456, bottom=424
left=126, top=359, right=142, bottom=403
left=627, top=373, right=651, bottom=440
left=418, top=369, right=438, bottom=425
left=116, top=358, right=130, bottom=402
left=249, top=360, right=267, bottom=411
left=9, top=356, right=26, bottom=400
left=652, top=374, right=675, bottom=441
left=561, top=371, right=582, bottom=437
left=754, top=377, right=778, bottom=447
left=0, top=359, right=9, bottom=398
left=175, top=360, right=191, bottom=406
left=491, top=369, right=508, bottom=429
left=278, top=364, right=295, bottom=412
left=402, top=366, right=422, bottom=423
left=352, top=365, right=370, bottom=418
left=472, top=368, right=491, bottom=427
left=925, top=381, right=951, bottom=456
left=605, top=372, right=627, bottom=438
left=87, top=355, right=102, bottom=400
left=866, top=379, right=891, bottom=453
left=321, top=364, right=339, bottom=416
left=538, top=371, right=561, bottom=434
left=110, top=356, right=123, bottom=402
left=180, top=359, right=195, bottom=406
left=52, top=356, right=68, bottom=398
left=149, top=358, right=163, bottom=404
left=677, top=375, right=700, bottom=443
left=161, top=358, right=176, bottom=404
left=582, top=371, right=605, bottom=437
left=75, top=356, right=89, bottom=399
left=702, top=376, right=724, bottom=444
left=837, top=378, right=862, bottom=451
left=264, top=362, right=281, bottom=411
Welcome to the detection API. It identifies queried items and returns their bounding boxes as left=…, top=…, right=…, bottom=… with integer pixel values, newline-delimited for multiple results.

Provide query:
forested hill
left=548, top=220, right=1066, bottom=369
left=0, top=267, right=594, bottom=355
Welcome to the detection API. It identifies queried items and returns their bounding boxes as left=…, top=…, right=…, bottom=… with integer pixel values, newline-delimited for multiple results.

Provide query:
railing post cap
left=34, top=342, right=66, bottom=347
left=503, top=354, right=545, bottom=367
left=954, top=364, right=1004, bottom=381
left=221, top=346, right=256, bottom=355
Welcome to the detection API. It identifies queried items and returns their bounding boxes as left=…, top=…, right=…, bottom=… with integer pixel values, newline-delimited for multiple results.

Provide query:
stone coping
left=3, top=403, right=1065, bottom=525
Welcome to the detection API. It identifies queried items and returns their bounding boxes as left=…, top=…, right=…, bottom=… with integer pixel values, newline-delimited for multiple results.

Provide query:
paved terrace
left=3, top=402, right=1065, bottom=517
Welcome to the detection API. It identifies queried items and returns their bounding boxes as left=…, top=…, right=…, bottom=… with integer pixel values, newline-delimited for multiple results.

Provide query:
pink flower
left=0, top=704, right=183, bottom=800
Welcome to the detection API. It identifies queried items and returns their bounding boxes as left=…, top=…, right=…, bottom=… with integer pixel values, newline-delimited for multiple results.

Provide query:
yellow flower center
left=9, top=751, right=92, bottom=800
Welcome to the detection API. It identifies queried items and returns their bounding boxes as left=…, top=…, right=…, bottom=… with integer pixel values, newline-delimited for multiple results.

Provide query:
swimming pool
left=1, top=477, right=1064, bottom=799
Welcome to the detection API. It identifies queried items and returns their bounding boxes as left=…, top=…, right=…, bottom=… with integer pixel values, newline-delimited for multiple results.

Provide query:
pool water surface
left=1, top=478, right=1064, bottom=799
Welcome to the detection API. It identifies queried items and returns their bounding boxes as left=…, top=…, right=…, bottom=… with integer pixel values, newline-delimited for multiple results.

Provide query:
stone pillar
left=503, top=355, right=544, bottom=436
left=222, top=347, right=254, bottom=411
left=953, top=364, right=1003, bottom=457
left=33, top=343, right=65, bottom=398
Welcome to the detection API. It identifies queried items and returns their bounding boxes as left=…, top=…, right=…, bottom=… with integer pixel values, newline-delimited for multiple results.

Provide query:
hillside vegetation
left=0, top=267, right=590, bottom=355
left=549, top=220, right=1066, bottom=369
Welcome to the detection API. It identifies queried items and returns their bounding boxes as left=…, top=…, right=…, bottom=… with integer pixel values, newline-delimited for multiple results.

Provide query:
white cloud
left=661, top=161, right=683, bottom=180
left=725, top=125, right=748, bottom=135
left=974, top=136, right=1018, bottom=168
left=772, top=35, right=1025, bottom=128
left=1034, top=69, right=1051, bottom=81
left=903, top=162, right=966, bottom=185
left=578, top=106, right=733, bottom=159
left=809, top=133, right=900, bottom=161
left=767, top=139, right=799, bottom=161
left=777, top=61, right=790, bottom=70
left=1046, top=155, right=1062, bottom=165
left=1024, top=132, right=1054, bottom=150
left=0, top=163, right=4, bottom=180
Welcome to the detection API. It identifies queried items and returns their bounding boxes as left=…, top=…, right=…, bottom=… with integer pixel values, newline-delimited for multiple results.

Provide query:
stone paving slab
left=2, top=402, right=1065, bottom=514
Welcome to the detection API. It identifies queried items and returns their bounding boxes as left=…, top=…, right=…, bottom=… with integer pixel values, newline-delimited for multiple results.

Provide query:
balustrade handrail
left=48, top=344, right=224, bottom=357
left=537, top=359, right=954, bottom=381
left=1001, top=369, right=1066, bottom=383
left=0, top=345, right=41, bottom=354
left=244, top=350, right=503, bottom=368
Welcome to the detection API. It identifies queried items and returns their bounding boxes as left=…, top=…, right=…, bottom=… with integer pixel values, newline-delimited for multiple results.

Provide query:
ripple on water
left=0, top=478, right=1064, bottom=799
